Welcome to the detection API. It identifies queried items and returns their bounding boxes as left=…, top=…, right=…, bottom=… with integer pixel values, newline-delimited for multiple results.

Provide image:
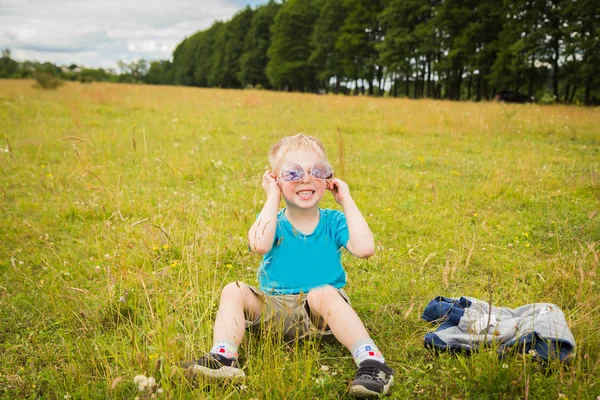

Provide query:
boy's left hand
left=327, top=178, right=351, bottom=204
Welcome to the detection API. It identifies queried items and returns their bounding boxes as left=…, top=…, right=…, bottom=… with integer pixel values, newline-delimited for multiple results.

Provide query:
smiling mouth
left=296, top=190, right=315, bottom=198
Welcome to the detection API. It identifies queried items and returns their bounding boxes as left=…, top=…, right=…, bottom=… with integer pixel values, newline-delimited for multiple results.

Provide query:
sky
left=0, top=0, right=264, bottom=70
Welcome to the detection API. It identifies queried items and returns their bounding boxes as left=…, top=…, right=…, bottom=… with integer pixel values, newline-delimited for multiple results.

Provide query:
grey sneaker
left=349, top=359, right=394, bottom=398
left=184, top=353, right=245, bottom=379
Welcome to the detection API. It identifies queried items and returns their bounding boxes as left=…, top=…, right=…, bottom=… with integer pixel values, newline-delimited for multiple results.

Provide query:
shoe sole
left=348, top=375, right=393, bottom=398
left=189, top=364, right=246, bottom=380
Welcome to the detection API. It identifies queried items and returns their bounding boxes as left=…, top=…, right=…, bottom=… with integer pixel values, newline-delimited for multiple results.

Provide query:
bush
left=33, top=71, right=63, bottom=89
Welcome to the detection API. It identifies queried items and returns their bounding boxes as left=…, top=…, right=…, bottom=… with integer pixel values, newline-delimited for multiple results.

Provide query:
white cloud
left=0, top=0, right=265, bottom=69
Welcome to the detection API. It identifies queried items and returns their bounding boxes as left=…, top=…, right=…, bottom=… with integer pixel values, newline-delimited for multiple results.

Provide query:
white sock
left=210, top=341, right=239, bottom=360
left=351, top=338, right=385, bottom=366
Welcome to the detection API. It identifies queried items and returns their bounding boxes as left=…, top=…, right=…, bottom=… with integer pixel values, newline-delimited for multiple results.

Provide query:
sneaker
left=349, top=359, right=394, bottom=398
left=183, top=353, right=245, bottom=379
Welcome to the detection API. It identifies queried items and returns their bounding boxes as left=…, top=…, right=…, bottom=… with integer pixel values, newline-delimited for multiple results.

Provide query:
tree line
left=158, top=0, right=599, bottom=104
left=0, top=49, right=156, bottom=85
left=2, top=0, right=597, bottom=104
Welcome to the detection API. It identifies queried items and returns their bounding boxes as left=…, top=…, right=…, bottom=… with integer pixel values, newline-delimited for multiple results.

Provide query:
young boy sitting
left=189, top=134, right=394, bottom=397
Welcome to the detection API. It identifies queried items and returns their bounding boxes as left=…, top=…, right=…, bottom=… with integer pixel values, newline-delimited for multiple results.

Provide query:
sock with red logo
left=351, top=338, right=385, bottom=366
left=210, top=341, right=239, bottom=360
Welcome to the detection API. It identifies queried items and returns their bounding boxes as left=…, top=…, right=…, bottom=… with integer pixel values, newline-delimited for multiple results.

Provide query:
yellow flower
left=46, top=173, right=53, bottom=178
left=41, top=164, right=45, bottom=168
left=451, top=170, right=461, bottom=176
left=152, top=246, right=159, bottom=252
left=162, top=244, right=170, bottom=250
left=525, top=243, right=531, bottom=248
left=149, top=353, right=159, bottom=360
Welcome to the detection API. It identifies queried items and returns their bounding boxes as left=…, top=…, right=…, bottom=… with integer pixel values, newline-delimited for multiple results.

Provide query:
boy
left=190, top=134, right=394, bottom=397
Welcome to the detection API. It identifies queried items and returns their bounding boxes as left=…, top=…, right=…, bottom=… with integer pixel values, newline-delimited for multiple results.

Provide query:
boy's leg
left=213, top=281, right=263, bottom=347
left=191, top=281, right=263, bottom=379
left=306, top=285, right=394, bottom=397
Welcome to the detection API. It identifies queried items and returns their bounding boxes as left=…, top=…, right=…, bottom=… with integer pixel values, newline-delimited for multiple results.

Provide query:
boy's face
left=276, top=149, right=328, bottom=210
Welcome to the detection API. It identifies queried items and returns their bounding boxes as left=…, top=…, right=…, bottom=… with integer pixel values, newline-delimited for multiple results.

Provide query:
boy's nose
left=300, top=174, right=312, bottom=183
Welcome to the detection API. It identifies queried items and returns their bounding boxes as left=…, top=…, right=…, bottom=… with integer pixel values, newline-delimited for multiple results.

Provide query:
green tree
left=378, top=0, right=426, bottom=97
left=267, top=0, right=321, bottom=92
left=336, top=0, right=383, bottom=95
left=239, top=1, right=281, bottom=89
left=490, top=0, right=549, bottom=99
left=194, top=22, right=224, bottom=87
left=0, top=49, right=18, bottom=78
left=309, top=0, right=348, bottom=93
left=79, top=68, right=110, bottom=83
left=117, top=59, right=149, bottom=83
left=147, top=61, right=174, bottom=85
left=208, top=7, right=254, bottom=88
left=173, top=33, right=203, bottom=85
left=562, top=0, right=600, bottom=105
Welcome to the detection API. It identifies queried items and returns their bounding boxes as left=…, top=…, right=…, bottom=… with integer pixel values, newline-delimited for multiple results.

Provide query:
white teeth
left=297, top=191, right=313, bottom=196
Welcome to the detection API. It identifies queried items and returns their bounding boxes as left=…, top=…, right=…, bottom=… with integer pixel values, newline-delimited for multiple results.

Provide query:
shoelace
left=355, top=365, right=386, bottom=381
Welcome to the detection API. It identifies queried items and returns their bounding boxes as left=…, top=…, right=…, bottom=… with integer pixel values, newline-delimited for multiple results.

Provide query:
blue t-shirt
left=258, top=208, right=350, bottom=295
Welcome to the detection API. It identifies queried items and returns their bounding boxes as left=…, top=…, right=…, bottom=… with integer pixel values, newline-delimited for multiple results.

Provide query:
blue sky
left=0, top=0, right=266, bottom=70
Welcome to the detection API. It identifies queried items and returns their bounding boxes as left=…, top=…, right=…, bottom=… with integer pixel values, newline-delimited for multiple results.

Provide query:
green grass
left=1, top=79, right=599, bottom=399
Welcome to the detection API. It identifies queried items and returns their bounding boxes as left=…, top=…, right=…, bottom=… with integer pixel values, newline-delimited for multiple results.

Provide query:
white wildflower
left=133, top=375, right=148, bottom=391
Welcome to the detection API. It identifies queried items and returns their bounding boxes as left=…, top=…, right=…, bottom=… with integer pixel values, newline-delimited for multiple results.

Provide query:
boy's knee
left=307, top=284, right=338, bottom=310
left=221, top=281, right=248, bottom=300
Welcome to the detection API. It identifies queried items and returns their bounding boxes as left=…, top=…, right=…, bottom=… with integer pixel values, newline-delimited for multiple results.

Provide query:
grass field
left=1, top=79, right=599, bottom=399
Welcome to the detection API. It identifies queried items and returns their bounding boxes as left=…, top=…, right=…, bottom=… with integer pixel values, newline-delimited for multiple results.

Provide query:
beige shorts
left=245, top=286, right=351, bottom=342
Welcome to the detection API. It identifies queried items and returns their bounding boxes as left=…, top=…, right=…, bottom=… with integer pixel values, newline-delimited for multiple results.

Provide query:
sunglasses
left=278, top=160, right=334, bottom=182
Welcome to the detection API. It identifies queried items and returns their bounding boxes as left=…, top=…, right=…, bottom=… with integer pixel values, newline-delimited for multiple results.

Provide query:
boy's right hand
left=262, top=170, right=281, bottom=199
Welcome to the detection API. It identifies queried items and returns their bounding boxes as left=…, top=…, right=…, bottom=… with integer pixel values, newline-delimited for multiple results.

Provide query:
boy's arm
left=248, top=170, right=281, bottom=255
left=328, top=178, right=375, bottom=259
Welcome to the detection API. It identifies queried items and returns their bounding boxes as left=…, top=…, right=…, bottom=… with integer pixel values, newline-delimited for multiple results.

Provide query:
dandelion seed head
left=133, top=375, right=148, bottom=391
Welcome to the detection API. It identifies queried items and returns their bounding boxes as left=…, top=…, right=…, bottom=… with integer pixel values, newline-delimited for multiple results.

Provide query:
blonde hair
left=269, top=134, right=327, bottom=172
